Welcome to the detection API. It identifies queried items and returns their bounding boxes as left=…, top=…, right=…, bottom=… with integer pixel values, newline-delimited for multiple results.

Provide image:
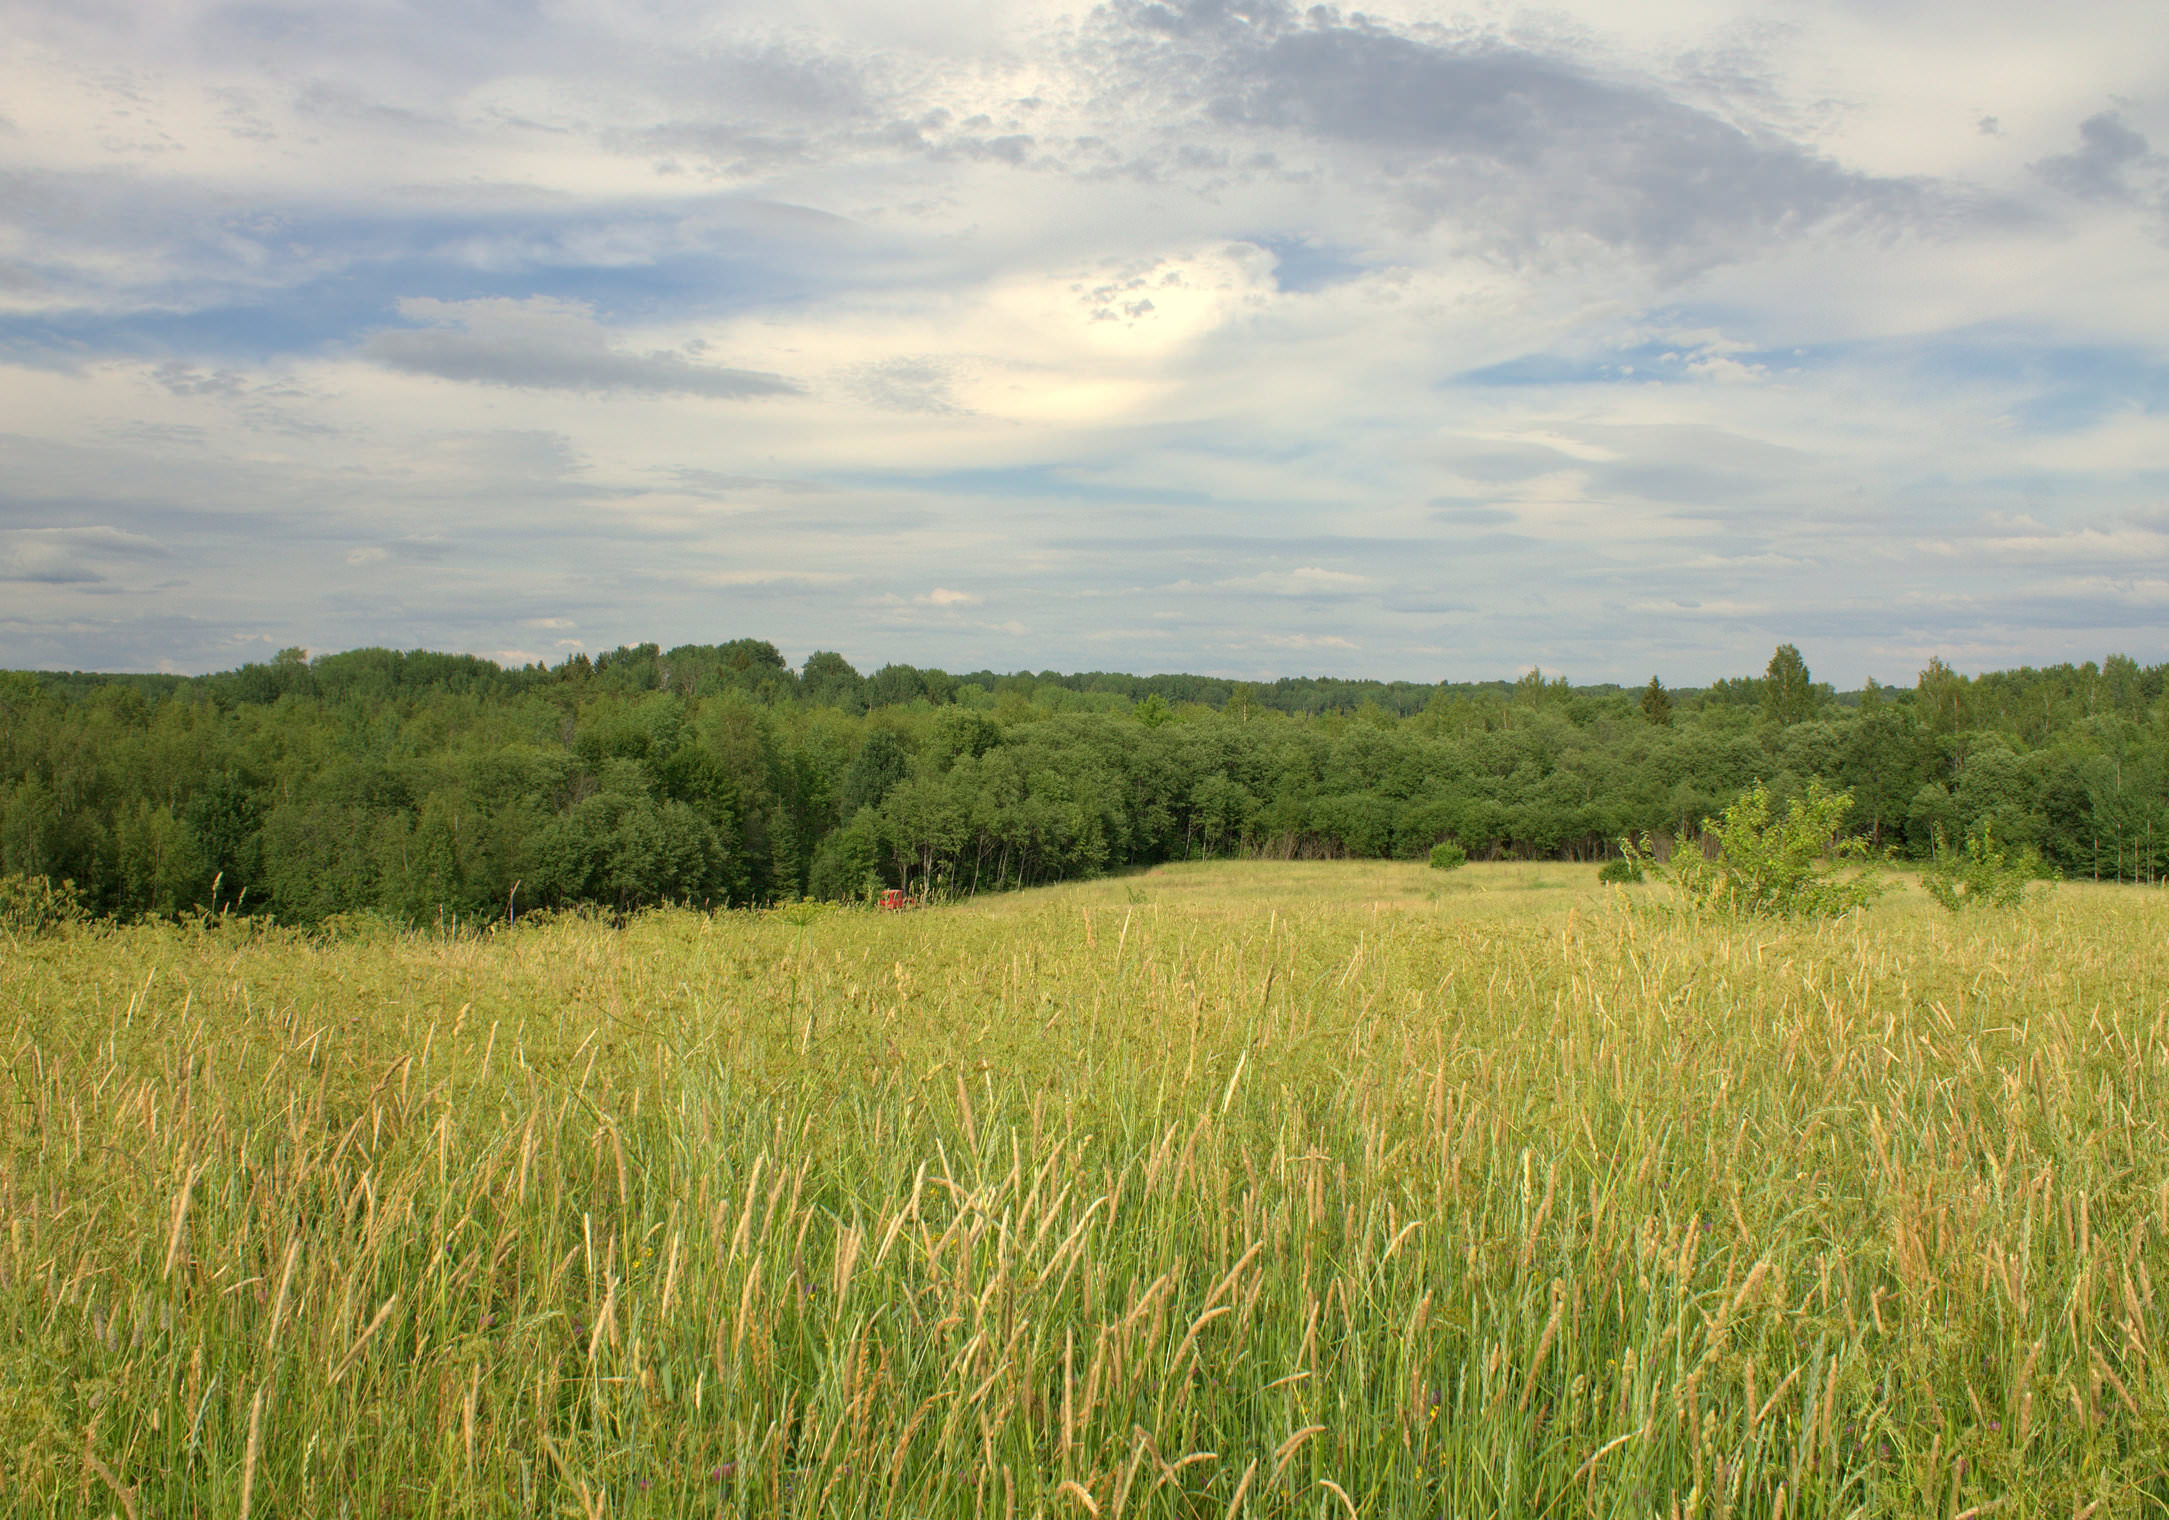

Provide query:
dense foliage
left=1629, top=780, right=1886, bottom=920
left=2, top=640, right=2164, bottom=923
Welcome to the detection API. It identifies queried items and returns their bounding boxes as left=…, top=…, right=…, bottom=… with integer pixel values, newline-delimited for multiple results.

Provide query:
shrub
left=1922, top=823, right=2047, bottom=911
left=1428, top=840, right=1468, bottom=871
left=1597, top=855, right=1643, bottom=885
left=316, top=908, right=408, bottom=942
left=0, top=873, right=88, bottom=939
left=1627, top=780, right=1885, bottom=919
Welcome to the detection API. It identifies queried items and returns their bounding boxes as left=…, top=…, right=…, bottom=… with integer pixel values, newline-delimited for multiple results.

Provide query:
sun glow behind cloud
left=1, top=0, right=2165, bottom=683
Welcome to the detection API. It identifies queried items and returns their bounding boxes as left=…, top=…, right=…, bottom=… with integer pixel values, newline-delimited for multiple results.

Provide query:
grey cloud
left=938, top=133, right=1039, bottom=165
left=345, top=537, right=455, bottom=567
left=1091, top=5, right=1927, bottom=260
left=672, top=468, right=829, bottom=497
left=362, top=298, right=800, bottom=398
left=2, top=563, right=101, bottom=586
left=617, top=122, right=820, bottom=175
left=1046, top=531, right=1442, bottom=557
left=1449, top=445, right=1585, bottom=482
left=291, top=80, right=451, bottom=135
left=0, top=524, right=168, bottom=585
left=193, top=0, right=593, bottom=103
left=690, top=41, right=877, bottom=121
left=1124, top=0, right=1289, bottom=40
left=1436, top=423, right=1822, bottom=515
left=208, top=86, right=280, bottom=143
left=849, top=357, right=964, bottom=414
left=782, top=509, right=942, bottom=535
left=100, top=420, right=212, bottom=449
left=608, top=40, right=908, bottom=174
left=143, top=365, right=337, bottom=440
left=1379, top=591, right=1469, bottom=614
left=1596, top=460, right=1785, bottom=504
left=153, top=362, right=251, bottom=398
left=2033, top=112, right=2160, bottom=202
left=1749, top=592, right=2169, bottom=646
left=1429, top=501, right=1516, bottom=527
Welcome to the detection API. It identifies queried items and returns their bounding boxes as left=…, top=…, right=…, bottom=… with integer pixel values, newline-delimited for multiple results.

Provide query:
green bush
left=1627, top=780, right=1886, bottom=919
left=316, top=908, right=409, bottom=942
left=1597, top=855, right=1644, bottom=885
left=1428, top=840, right=1468, bottom=871
left=0, top=873, right=87, bottom=938
left=1922, top=823, right=2046, bottom=911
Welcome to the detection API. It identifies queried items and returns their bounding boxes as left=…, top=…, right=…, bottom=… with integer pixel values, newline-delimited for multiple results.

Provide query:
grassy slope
left=3, top=863, right=2166, bottom=1517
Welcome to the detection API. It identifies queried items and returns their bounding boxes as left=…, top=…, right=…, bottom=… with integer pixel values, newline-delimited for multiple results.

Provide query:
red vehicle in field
left=880, top=888, right=909, bottom=910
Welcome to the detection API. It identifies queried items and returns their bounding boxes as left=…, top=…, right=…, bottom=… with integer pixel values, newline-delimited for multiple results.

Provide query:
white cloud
left=0, top=0, right=2162, bottom=682
left=362, top=298, right=801, bottom=398
left=0, top=525, right=168, bottom=585
left=1215, top=567, right=1370, bottom=596
left=1237, top=632, right=1362, bottom=651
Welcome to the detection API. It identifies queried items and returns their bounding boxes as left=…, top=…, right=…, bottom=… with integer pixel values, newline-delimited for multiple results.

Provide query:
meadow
left=2, top=862, right=2165, bottom=1517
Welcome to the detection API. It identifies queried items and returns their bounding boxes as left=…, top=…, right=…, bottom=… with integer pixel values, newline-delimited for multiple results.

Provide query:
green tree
left=1633, top=780, right=1884, bottom=919
left=114, top=799, right=209, bottom=917
left=1641, top=676, right=1672, bottom=727
left=184, top=770, right=262, bottom=911
left=866, top=664, right=929, bottom=708
left=1922, top=822, right=2045, bottom=911
left=800, top=650, right=866, bottom=710
left=1763, top=645, right=1814, bottom=727
left=1918, top=656, right=1967, bottom=738
left=1905, top=782, right=1960, bottom=858
left=839, top=728, right=911, bottom=816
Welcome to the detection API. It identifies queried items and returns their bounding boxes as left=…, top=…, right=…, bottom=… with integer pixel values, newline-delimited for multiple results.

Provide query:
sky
left=2, top=0, right=2166, bottom=687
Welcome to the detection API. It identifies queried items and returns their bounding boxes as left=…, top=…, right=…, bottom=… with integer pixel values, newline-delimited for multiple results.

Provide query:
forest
left=2, top=639, right=2165, bottom=925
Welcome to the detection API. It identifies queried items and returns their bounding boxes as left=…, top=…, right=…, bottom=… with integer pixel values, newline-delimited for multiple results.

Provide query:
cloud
left=848, top=356, right=965, bottom=414
left=344, top=537, right=452, bottom=567
left=671, top=569, right=858, bottom=588
left=1234, top=632, right=1361, bottom=651
left=361, top=298, right=802, bottom=398
left=671, top=469, right=829, bottom=498
left=1430, top=501, right=1518, bottom=528
left=151, top=363, right=250, bottom=398
left=3, top=0, right=2166, bottom=684
left=0, top=524, right=167, bottom=584
left=1215, top=566, right=1368, bottom=596
left=2033, top=112, right=2161, bottom=202
left=1087, top=2, right=1928, bottom=261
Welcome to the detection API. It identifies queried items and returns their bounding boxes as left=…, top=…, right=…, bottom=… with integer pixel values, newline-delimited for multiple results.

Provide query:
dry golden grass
left=3, top=862, right=2165, bottom=1516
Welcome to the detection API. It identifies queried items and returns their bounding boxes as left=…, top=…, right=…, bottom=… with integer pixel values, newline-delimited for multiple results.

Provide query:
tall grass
left=3, top=862, right=2165, bottom=1516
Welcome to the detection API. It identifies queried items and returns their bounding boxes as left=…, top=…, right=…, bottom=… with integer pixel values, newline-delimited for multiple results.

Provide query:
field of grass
left=4, top=862, right=2166, bottom=1517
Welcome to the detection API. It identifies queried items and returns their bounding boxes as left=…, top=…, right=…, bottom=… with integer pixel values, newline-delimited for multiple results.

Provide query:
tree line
left=2, top=640, right=2164, bottom=925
